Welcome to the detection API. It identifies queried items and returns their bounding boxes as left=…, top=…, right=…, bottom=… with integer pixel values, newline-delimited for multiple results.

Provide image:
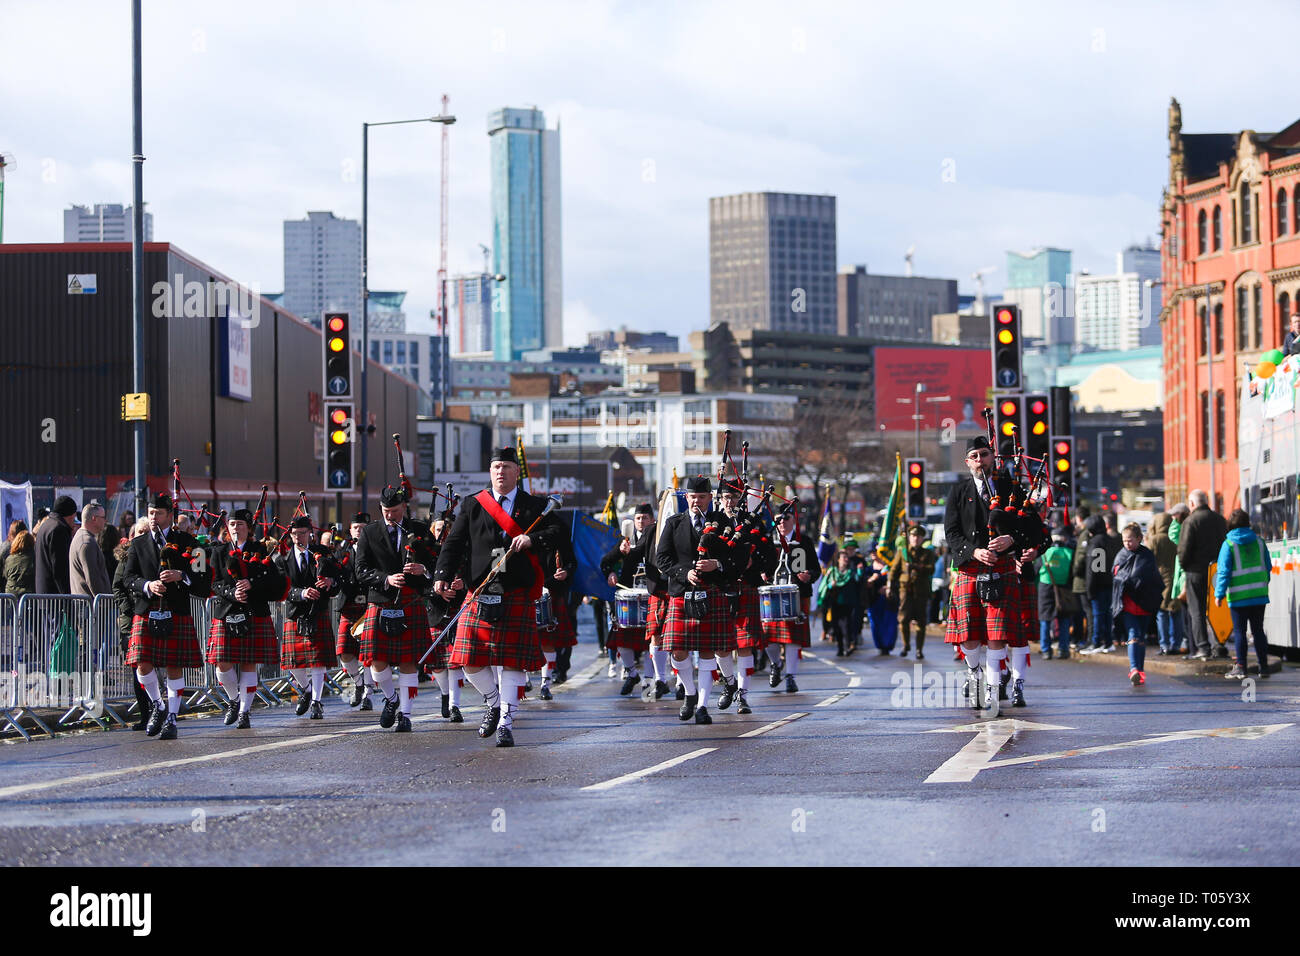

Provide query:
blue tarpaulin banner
left=571, top=511, right=622, bottom=601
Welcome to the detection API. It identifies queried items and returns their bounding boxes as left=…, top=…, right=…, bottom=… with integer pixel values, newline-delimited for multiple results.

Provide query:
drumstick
left=417, top=496, right=561, bottom=664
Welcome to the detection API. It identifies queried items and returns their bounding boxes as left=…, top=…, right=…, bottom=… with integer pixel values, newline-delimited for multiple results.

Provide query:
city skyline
left=4, top=2, right=1298, bottom=348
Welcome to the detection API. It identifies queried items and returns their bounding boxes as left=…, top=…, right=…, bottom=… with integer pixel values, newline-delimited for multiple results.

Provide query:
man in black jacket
left=762, top=505, right=820, bottom=692
left=654, top=475, right=740, bottom=725
left=1178, top=489, right=1228, bottom=660
left=122, top=493, right=210, bottom=740
left=276, top=517, right=339, bottom=720
left=433, top=448, right=564, bottom=747
left=207, top=509, right=284, bottom=728
left=353, top=485, right=434, bottom=733
left=1080, top=513, right=1123, bottom=653
left=35, top=495, right=77, bottom=594
left=333, top=513, right=377, bottom=710
left=602, top=502, right=661, bottom=696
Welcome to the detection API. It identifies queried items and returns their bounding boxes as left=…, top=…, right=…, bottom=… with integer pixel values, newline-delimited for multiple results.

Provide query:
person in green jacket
left=1213, top=509, right=1272, bottom=680
left=3, top=530, right=36, bottom=596
left=1038, top=529, right=1074, bottom=658
left=818, top=550, right=861, bottom=657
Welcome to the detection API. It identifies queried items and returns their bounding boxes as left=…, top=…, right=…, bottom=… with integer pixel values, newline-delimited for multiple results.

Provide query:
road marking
left=848, top=676, right=862, bottom=688
left=0, top=713, right=445, bottom=800
left=816, top=692, right=849, bottom=707
left=925, top=719, right=1074, bottom=783
left=581, top=748, right=717, bottom=791
left=803, top=650, right=856, bottom=677
left=737, top=712, right=808, bottom=738
left=552, top=657, right=605, bottom=692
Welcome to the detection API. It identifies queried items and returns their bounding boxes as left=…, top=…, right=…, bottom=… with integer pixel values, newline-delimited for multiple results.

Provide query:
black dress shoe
left=309, top=700, right=324, bottom=720
left=350, top=684, right=364, bottom=707
left=478, top=705, right=501, bottom=738
left=768, top=661, right=783, bottom=687
left=223, top=698, right=240, bottom=726
left=675, top=683, right=686, bottom=700
left=359, top=695, right=373, bottom=712
left=440, top=693, right=451, bottom=718
left=619, top=673, right=639, bottom=696
left=496, top=726, right=514, bottom=747
left=145, top=700, right=167, bottom=737
left=449, top=705, right=463, bottom=723
left=539, top=684, right=553, bottom=701
left=998, top=673, right=1009, bottom=701
left=717, top=675, right=738, bottom=710
left=653, top=680, right=670, bottom=700
left=694, top=705, right=712, bottom=725
left=379, top=695, right=400, bottom=729
left=1011, top=680, right=1026, bottom=708
left=296, top=690, right=313, bottom=716
left=736, top=691, right=751, bottom=715
left=678, top=692, right=697, bottom=721
left=158, top=715, right=178, bottom=740
left=785, top=675, right=798, bottom=693
left=394, top=712, right=411, bottom=733
left=235, top=710, right=251, bottom=729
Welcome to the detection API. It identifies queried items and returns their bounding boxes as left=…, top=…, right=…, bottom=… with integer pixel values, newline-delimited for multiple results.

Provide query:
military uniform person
left=433, top=448, right=565, bottom=747
left=208, top=509, right=284, bottom=728
left=762, top=506, right=820, bottom=692
left=276, top=516, right=339, bottom=720
left=123, top=492, right=211, bottom=740
left=888, top=524, right=936, bottom=660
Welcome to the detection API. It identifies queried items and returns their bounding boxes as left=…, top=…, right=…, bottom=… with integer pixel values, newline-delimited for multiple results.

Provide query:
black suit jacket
left=330, top=540, right=366, bottom=611
left=354, top=516, right=434, bottom=604
left=433, top=489, right=564, bottom=592
left=122, top=526, right=210, bottom=615
left=275, top=547, right=338, bottom=620
left=601, top=524, right=665, bottom=593
left=209, top=539, right=284, bottom=619
left=774, top=532, right=821, bottom=598
left=944, top=470, right=1037, bottom=568
left=654, top=509, right=738, bottom=597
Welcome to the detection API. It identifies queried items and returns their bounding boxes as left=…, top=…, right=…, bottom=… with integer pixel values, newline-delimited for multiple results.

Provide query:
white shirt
left=493, top=485, right=519, bottom=515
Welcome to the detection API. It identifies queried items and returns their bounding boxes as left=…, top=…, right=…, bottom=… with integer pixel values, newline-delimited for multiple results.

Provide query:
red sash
left=475, top=490, right=544, bottom=599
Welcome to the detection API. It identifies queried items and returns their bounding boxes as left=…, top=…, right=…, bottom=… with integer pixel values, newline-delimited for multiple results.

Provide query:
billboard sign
left=873, top=346, right=992, bottom=437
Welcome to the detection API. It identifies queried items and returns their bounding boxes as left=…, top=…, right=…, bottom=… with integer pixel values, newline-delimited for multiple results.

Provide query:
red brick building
left=1160, top=99, right=1300, bottom=509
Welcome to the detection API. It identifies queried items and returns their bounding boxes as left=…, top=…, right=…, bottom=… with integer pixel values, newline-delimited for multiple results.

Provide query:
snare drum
left=758, top=583, right=801, bottom=622
left=615, top=587, right=650, bottom=628
left=534, top=587, right=556, bottom=630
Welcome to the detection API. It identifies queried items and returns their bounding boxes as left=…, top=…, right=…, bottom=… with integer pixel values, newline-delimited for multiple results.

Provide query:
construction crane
left=0, top=152, right=15, bottom=243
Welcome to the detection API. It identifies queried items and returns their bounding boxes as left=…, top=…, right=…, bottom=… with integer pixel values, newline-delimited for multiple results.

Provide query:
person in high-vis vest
left=1213, top=509, right=1272, bottom=680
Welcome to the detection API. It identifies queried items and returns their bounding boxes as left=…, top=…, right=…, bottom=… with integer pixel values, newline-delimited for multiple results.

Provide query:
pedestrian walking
left=1081, top=513, right=1122, bottom=653
left=1147, top=508, right=1184, bottom=655
left=1178, top=489, right=1228, bottom=660
left=1213, top=509, right=1273, bottom=680
left=817, top=549, right=859, bottom=657
left=888, top=524, right=935, bottom=659
left=1112, top=523, right=1164, bottom=685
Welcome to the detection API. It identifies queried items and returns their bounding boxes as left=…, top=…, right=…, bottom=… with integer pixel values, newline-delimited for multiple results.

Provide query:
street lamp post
left=360, top=110, right=455, bottom=509
left=895, top=383, right=951, bottom=458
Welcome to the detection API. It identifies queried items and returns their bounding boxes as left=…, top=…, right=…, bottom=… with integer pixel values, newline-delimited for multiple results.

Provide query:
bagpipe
left=980, top=407, right=1054, bottom=557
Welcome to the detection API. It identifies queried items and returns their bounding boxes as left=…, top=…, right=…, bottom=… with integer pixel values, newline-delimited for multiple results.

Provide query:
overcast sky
left=4, top=0, right=1298, bottom=345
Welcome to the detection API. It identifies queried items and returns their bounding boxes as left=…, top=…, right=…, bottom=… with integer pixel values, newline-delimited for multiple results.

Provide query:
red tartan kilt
left=660, top=592, right=736, bottom=657
left=206, top=615, right=278, bottom=666
left=127, top=614, right=201, bottom=668
left=281, top=612, right=339, bottom=667
left=945, top=558, right=1018, bottom=645
left=542, top=595, right=578, bottom=648
left=335, top=602, right=366, bottom=657
left=607, top=623, right=649, bottom=652
left=450, top=590, right=544, bottom=672
left=645, top=592, right=668, bottom=645
left=761, top=596, right=811, bottom=646
left=356, top=590, right=431, bottom=666
left=423, top=621, right=455, bottom=671
left=731, top=585, right=766, bottom=649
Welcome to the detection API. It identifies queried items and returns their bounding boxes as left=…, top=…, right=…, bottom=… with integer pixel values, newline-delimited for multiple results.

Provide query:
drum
left=535, top=587, right=556, bottom=630
left=759, top=583, right=801, bottom=622
left=615, top=587, right=650, bottom=628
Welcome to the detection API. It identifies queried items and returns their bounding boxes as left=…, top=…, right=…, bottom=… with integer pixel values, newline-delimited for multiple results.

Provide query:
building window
left=1253, top=284, right=1263, bottom=348
left=383, top=341, right=393, bottom=364
left=1279, top=189, right=1290, bottom=237
left=1213, top=205, right=1222, bottom=250
left=1240, top=183, right=1253, bottom=244
left=1199, top=390, right=1210, bottom=459
left=1197, top=305, right=1207, bottom=357
left=396, top=341, right=406, bottom=364
left=1215, top=389, right=1226, bottom=459
left=1236, top=286, right=1248, bottom=351
left=1197, top=209, right=1207, bottom=254
left=1279, top=292, right=1291, bottom=339
left=1214, top=302, right=1224, bottom=354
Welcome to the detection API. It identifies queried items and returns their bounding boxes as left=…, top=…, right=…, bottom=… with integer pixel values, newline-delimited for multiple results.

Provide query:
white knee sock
left=449, top=668, right=464, bottom=707
left=1010, top=646, right=1030, bottom=683
left=433, top=669, right=449, bottom=694
left=165, top=677, right=185, bottom=715
left=715, top=654, right=736, bottom=681
left=399, top=672, right=418, bottom=715
left=465, top=668, right=500, bottom=707
left=310, top=666, right=325, bottom=702
left=498, top=669, right=523, bottom=729
left=239, top=668, right=258, bottom=713
left=985, top=647, right=1007, bottom=689
left=619, top=647, right=637, bottom=675
left=345, top=658, right=364, bottom=688
left=138, top=669, right=161, bottom=705
left=541, top=651, right=556, bottom=686
left=652, top=649, right=669, bottom=681
left=674, top=658, right=696, bottom=695
left=964, top=644, right=985, bottom=672
left=736, top=653, right=753, bottom=691
left=697, top=659, right=715, bottom=705
left=785, top=648, right=800, bottom=676
left=370, top=665, right=395, bottom=701
left=766, top=645, right=784, bottom=668
left=217, top=666, right=238, bottom=701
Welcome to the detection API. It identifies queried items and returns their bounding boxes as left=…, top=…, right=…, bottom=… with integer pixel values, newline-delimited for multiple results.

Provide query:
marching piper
left=432, top=448, right=565, bottom=747
left=762, top=506, right=820, bottom=692
left=538, top=533, right=578, bottom=701
left=353, top=485, right=435, bottom=732
left=717, top=479, right=776, bottom=715
left=276, top=517, right=339, bottom=720
left=425, top=516, right=468, bottom=723
left=122, top=492, right=211, bottom=741
left=601, top=503, right=661, bottom=697
left=208, top=509, right=284, bottom=729
left=653, top=475, right=740, bottom=725
left=334, top=513, right=379, bottom=711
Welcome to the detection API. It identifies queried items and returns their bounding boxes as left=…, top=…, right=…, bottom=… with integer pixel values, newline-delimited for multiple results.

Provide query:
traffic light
left=904, top=458, right=926, bottom=519
left=322, top=312, right=352, bottom=399
left=1051, top=435, right=1073, bottom=507
left=1024, top=394, right=1050, bottom=464
left=994, top=395, right=1023, bottom=455
left=991, top=304, right=1022, bottom=391
left=325, top=402, right=355, bottom=491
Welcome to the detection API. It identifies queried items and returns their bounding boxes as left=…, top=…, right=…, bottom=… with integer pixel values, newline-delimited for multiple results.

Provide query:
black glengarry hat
left=490, top=447, right=519, bottom=465
left=686, top=475, right=712, bottom=493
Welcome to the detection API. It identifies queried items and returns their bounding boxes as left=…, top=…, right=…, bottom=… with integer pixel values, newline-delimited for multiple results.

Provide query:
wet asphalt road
left=2, top=615, right=1297, bottom=867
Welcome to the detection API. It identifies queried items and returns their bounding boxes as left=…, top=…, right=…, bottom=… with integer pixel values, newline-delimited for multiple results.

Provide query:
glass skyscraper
left=488, top=107, right=562, bottom=360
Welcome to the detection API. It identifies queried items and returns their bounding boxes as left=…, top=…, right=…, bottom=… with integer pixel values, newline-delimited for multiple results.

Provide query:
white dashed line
left=815, top=692, right=849, bottom=707
left=582, top=748, right=717, bottom=791
left=737, top=712, right=808, bottom=738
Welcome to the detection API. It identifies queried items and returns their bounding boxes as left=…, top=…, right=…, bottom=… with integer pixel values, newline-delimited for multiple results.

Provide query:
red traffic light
left=1000, top=400, right=1017, bottom=416
left=330, top=408, right=347, bottom=425
left=1030, top=400, right=1047, bottom=415
left=328, top=316, right=345, bottom=333
left=908, top=462, right=922, bottom=475
left=1055, top=440, right=1070, bottom=454
left=997, top=308, right=1014, bottom=324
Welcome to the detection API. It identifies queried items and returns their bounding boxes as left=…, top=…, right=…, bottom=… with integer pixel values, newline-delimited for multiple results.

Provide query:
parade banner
left=0, top=480, right=32, bottom=529
left=1262, top=355, right=1299, bottom=420
left=571, top=511, right=621, bottom=601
